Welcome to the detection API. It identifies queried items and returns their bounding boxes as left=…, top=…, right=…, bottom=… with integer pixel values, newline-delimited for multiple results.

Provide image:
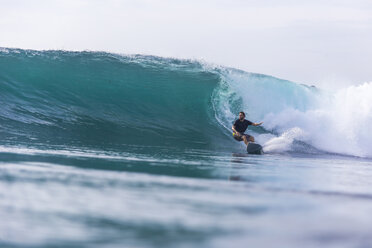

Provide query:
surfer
left=232, top=112, right=263, bottom=145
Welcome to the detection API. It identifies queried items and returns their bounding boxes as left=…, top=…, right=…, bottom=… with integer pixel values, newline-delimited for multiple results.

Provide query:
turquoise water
left=1, top=48, right=372, bottom=248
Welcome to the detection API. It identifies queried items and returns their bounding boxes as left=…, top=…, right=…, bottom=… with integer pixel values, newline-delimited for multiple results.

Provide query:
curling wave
left=0, top=48, right=371, bottom=157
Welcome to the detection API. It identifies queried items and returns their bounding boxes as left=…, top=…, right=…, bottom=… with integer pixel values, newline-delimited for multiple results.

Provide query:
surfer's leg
left=242, top=135, right=249, bottom=145
left=244, top=134, right=255, bottom=143
left=233, top=132, right=244, bottom=142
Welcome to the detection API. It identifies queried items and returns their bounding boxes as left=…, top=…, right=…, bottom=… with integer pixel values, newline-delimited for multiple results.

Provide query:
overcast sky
left=1, top=0, right=371, bottom=87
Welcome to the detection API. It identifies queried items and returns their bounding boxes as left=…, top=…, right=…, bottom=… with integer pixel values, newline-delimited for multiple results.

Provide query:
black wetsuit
left=233, top=119, right=252, bottom=133
left=233, top=119, right=253, bottom=141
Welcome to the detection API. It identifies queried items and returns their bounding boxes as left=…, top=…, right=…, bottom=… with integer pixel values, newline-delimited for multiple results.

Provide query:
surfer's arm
left=232, top=125, right=240, bottom=134
left=252, top=122, right=263, bottom=126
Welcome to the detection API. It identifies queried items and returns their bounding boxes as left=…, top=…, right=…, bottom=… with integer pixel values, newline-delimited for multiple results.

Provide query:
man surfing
left=232, top=112, right=263, bottom=146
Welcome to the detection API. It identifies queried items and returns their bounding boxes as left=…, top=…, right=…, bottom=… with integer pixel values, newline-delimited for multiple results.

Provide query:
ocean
left=1, top=48, right=372, bottom=248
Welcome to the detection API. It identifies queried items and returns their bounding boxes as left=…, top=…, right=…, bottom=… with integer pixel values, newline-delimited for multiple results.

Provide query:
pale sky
left=1, top=0, right=371, bottom=87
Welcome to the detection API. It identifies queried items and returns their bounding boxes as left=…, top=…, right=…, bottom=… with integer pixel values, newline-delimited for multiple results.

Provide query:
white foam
left=261, top=128, right=306, bottom=153
left=218, top=68, right=372, bottom=157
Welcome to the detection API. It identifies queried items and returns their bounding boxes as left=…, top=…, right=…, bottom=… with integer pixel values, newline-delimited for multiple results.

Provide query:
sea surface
left=1, top=48, right=372, bottom=248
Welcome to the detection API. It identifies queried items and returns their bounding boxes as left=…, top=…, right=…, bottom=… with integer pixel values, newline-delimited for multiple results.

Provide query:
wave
left=214, top=66, right=372, bottom=157
left=0, top=48, right=371, bottom=157
left=0, top=48, right=231, bottom=152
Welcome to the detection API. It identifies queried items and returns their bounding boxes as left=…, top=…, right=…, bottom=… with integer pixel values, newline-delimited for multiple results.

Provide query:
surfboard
left=246, top=142, right=263, bottom=154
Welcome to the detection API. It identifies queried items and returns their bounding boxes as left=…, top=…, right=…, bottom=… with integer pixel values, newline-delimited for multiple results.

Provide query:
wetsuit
left=233, top=119, right=253, bottom=141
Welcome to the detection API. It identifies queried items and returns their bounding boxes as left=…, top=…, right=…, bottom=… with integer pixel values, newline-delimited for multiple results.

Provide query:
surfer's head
left=239, top=111, right=245, bottom=120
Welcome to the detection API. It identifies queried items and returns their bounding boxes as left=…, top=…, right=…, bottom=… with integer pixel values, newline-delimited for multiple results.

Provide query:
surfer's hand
left=255, top=122, right=263, bottom=126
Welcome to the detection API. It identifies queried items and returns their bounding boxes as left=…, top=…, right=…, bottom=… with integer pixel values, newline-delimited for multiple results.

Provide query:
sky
left=1, top=0, right=371, bottom=87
